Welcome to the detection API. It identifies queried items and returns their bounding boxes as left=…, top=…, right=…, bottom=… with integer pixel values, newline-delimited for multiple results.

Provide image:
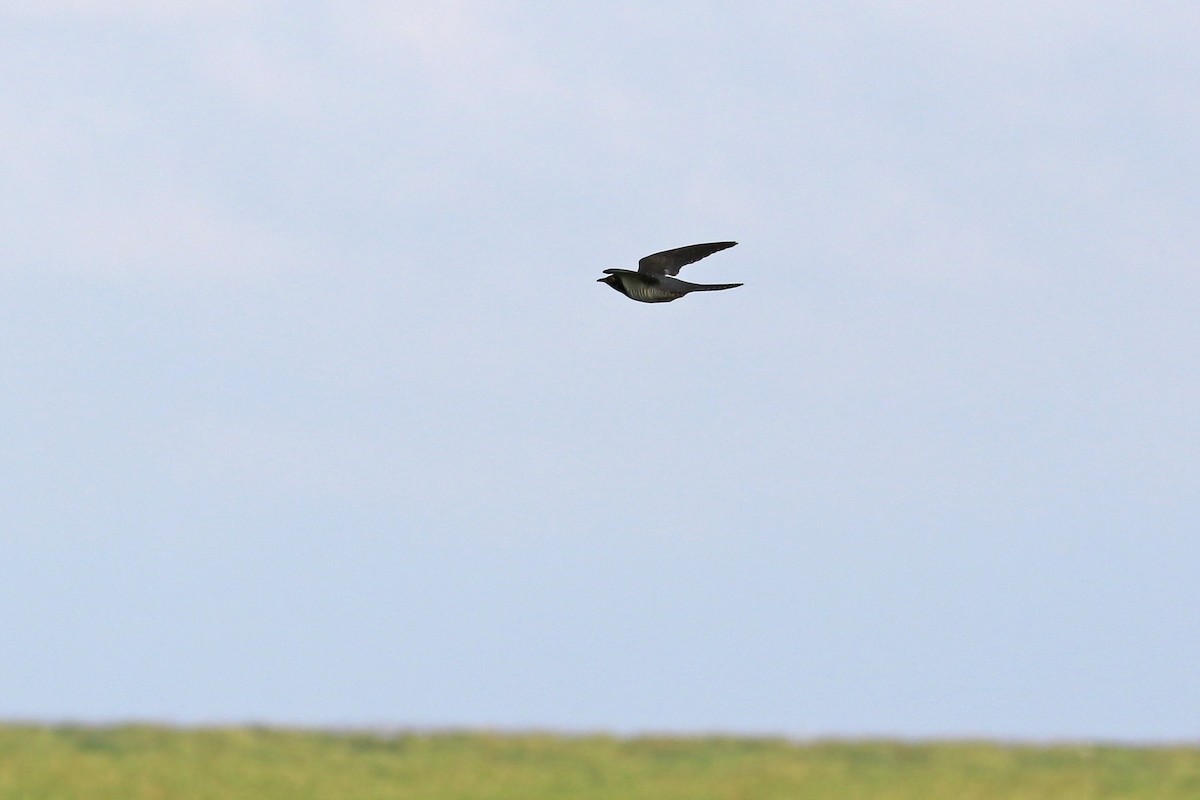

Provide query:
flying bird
left=597, top=241, right=741, bottom=303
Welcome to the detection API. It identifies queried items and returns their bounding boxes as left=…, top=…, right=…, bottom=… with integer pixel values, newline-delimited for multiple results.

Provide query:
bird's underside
left=597, top=241, right=741, bottom=303
left=601, top=270, right=741, bottom=303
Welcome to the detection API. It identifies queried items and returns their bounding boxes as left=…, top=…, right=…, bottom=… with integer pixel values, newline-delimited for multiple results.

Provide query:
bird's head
left=596, top=271, right=618, bottom=286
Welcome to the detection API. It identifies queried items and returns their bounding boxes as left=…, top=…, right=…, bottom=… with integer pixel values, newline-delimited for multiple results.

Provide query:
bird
left=597, top=241, right=742, bottom=303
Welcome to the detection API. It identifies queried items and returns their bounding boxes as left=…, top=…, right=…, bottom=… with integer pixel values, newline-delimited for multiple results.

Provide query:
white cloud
left=0, top=96, right=308, bottom=285
left=866, top=1, right=1200, bottom=54
left=1, top=187, right=306, bottom=286
left=194, top=27, right=341, bottom=118
left=71, top=194, right=301, bottom=284
left=336, top=2, right=561, bottom=107
left=0, top=0, right=248, bottom=20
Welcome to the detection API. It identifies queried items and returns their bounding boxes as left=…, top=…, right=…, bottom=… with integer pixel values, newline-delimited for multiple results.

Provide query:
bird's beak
left=596, top=277, right=606, bottom=282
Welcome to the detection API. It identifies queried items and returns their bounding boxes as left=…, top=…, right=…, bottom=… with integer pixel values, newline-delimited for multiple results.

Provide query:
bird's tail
left=687, top=282, right=743, bottom=292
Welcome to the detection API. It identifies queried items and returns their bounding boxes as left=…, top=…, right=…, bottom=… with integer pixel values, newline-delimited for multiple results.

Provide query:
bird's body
left=599, top=269, right=741, bottom=303
left=597, top=241, right=741, bottom=303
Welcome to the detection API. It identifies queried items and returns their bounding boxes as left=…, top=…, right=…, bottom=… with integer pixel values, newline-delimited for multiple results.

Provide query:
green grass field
left=1, top=725, right=1197, bottom=799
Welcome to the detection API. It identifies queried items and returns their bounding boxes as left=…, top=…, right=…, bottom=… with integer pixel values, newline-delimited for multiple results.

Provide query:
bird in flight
left=597, top=241, right=741, bottom=303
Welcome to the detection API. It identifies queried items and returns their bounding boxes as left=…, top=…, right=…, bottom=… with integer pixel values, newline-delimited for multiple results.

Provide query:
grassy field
left=1, top=725, right=1198, bottom=799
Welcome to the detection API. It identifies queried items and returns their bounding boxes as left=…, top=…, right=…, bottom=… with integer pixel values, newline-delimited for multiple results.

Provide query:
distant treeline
left=1, top=724, right=1198, bottom=799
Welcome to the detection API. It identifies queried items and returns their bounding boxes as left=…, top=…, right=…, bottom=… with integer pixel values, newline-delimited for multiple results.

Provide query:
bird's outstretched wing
left=638, top=241, right=737, bottom=277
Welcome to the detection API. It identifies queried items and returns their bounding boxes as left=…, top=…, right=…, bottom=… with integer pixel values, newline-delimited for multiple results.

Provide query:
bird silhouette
left=597, top=241, right=741, bottom=303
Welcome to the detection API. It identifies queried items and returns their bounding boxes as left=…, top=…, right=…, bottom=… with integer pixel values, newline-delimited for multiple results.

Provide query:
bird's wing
left=637, top=241, right=737, bottom=277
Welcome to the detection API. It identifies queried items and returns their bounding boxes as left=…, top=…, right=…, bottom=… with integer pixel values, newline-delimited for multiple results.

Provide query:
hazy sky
left=2, top=2, right=1198, bottom=741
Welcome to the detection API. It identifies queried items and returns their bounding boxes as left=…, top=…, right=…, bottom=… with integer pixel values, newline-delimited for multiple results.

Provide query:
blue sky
left=2, top=2, right=1198, bottom=741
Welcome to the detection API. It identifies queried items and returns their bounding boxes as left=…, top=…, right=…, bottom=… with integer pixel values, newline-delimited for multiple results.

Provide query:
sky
left=1, top=1, right=1198, bottom=742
